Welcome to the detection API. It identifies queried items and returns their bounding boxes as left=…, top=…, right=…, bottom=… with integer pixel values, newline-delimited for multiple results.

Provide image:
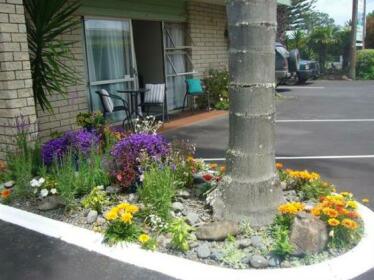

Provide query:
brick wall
left=187, top=2, right=229, bottom=77
left=36, top=20, right=88, bottom=141
left=0, top=0, right=37, bottom=160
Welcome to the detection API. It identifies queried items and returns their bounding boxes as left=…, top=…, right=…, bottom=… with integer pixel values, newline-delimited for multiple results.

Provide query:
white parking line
left=277, top=119, right=374, bottom=123
left=277, top=86, right=325, bottom=89
left=202, top=155, right=374, bottom=161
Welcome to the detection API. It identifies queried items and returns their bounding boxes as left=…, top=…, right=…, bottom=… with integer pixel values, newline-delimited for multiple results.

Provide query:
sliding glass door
left=84, top=18, right=137, bottom=121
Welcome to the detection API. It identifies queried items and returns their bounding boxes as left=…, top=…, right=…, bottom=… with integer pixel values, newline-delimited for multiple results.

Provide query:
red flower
left=1, top=189, right=11, bottom=199
left=202, top=174, right=213, bottom=182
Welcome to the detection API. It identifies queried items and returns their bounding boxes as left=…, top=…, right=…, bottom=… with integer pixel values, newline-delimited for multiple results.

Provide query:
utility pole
left=349, top=0, right=358, bottom=79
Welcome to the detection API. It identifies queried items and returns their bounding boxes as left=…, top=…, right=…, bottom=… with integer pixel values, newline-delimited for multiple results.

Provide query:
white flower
left=97, top=185, right=104, bottom=190
left=30, top=178, right=39, bottom=187
left=329, top=230, right=335, bottom=238
left=50, top=188, right=57, bottom=195
left=38, top=178, right=45, bottom=185
left=40, top=189, right=49, bottom=197
left=139, top=174, right=144, bottom=182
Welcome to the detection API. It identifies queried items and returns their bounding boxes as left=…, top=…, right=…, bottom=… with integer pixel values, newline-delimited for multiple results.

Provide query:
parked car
left=297, top=60, right=314, bottom=83
left=275, top=43, right=301, bottom=85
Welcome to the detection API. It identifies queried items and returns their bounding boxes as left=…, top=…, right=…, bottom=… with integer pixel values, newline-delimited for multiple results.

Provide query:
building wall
left=0, top=0, right=37, bottom=160
left=187, top=1, right=228, bottom=77
left=36, top=20, right=88, bottom=141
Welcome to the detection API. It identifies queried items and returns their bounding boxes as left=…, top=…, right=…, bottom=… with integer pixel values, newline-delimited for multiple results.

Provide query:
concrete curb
left=0, top=203, right=373, bottom=280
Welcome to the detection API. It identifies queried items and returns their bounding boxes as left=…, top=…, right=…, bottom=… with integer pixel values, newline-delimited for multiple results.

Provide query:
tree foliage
left=25, top=0, right=81, bottom=112
left=288, top=0, right=317, bottom=31
left=366, top=11, right=374, bottom=49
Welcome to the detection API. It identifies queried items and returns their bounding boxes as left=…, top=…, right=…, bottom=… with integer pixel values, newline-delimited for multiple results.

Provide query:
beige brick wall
left=187, top=2, right=229, bottom=77
left=36, top=20, right=89, bottom=141
left=0, top=0, right=37, bottom=160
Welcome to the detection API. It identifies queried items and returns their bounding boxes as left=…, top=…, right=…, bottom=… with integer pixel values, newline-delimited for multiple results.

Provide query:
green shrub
left=197, top=69, right=229, bottom=110
left=138, top=164, right=175, bottom=221
left=76, top=112, right=106, bottom=130
left=81, top=186, right=109, bottom=213
left=357, top=49, right=374, bottom=80
left=168, top=218, right=194, bottom=252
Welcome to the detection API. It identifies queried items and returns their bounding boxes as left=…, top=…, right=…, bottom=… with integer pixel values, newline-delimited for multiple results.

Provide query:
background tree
left=211, top=0, right=283, bottom=226
left=366, top=11, right=374, bottom=48
left=288, top=0, right=317, bottom=31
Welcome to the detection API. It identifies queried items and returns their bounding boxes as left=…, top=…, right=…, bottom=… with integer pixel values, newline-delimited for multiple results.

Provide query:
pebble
left=4, top=180, right=15, bottom=188
left=268, top=255, right=281, bottom=267
left=210, top=249, right=223, bottom=261
left=177, top=190, right=191, bottom=198
left=96, top=216, right=106, bottom=226
left=105, top=186, right=121, bottom=194
left=196, top=243, right=211, bottom=259
left=250, top=236, right=266, bottom=250
left=172, top=202, right=184, bottom=212
left=281, top=260, right=292, bottom=268
left=127, top=193, right=138, bottom=203
left=237, top=239, right=252, bottom=249
left=249, top=255, right=269, bottom=268
left=185, top=212, right=200, bottom=225
left=86, top=210, right=98, bottom=224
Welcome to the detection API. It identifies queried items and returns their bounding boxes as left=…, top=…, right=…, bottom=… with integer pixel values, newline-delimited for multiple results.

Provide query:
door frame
left=82, top=16, right=139, bottom=112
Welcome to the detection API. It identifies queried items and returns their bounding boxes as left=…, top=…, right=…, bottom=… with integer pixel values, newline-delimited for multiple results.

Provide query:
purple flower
left=41, top=129, right=100, bottom=165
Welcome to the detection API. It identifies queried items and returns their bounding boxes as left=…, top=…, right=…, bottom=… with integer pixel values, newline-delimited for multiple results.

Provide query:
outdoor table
left=117, top=88, right=149, bottom=118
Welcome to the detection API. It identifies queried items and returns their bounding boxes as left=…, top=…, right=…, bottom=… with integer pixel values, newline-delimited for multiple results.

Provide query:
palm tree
left=211, top=0, right=283, bottom=226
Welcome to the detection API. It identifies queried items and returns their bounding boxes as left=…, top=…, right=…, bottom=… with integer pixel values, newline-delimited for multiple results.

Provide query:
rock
left=37, top=196, right=63, bottom=211
left=158, top=235, right=172, bottom=248
left=289, top=212, right=328, bottom=256
left=284, top=190, right=298, bottom=202
left=268, top=255, right=281, bottom=267
left=189, top=241, right=199, bottom=249
left=249, top=255, right=269, bottom=268
left=210, top=249, right=223, bottom=261
left=86, top=210, right=98, bottom=224
left=177, top=190, right=190, bottom=198
left=237, top=239, right=252, bottom=249
left=127, top=193, right=138, bottom=203
left=280, top=181, right=287, bottom=190
left=172, top=202, right=184, bottom=212
left=185, top=212, right=200, bottom=225
left=196, top=243, right=211, bottom=259
left=196, top=221, right=240, bottom=241
left=96, top=216, right=106, bottom=226
left=105, top=185, right=121, bottom=194
left=4, top=180, right=15, bottom=189
left=304, top=201, right=316, bottom=212
left=241, top=255, right=252, bottom=265
left=280, top=260, right=292, bottom=268
left=250, top=236, right=266, bottom=250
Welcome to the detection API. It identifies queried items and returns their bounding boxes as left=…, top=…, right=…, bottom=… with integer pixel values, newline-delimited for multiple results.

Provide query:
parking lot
left=165, top=80, right=374, bottom=211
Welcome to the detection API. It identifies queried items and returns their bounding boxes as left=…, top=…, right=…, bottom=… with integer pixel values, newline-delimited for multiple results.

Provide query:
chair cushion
left=100, top=89, right=114, bottom=113
left=144, top=84, right=166, bottom=104
left=186, top=79, right=203, bottom=95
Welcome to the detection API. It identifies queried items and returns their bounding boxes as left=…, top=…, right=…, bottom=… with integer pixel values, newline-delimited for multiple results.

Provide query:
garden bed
left=0, top=114, right=372, bottom=274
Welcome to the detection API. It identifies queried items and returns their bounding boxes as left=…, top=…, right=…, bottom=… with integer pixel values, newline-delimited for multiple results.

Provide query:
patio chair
left=95, top=89, right=134, bottom=131
left=183, top=78, right=209, bottom=111
left=143, top=83, right=167, bottom=122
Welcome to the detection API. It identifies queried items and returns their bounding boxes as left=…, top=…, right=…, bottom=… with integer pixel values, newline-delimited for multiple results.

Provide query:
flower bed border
left=0, top=203, right=373, bottom=280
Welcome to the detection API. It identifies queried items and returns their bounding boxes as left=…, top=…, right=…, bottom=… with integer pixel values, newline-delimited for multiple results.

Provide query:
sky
left=315, top=0, right=374, bottom=26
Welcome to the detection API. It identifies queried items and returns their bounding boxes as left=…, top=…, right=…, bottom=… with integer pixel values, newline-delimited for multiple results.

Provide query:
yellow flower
left=126, top=204, right=139, bottom=214
left=328, top=218, right=340, bottom=227
left=286, top=169, right=320, bottom=181
left=105, top=209, right=118, bottom=221
left=346, top=201, right=358, bottom=209
left=118, top=202, right=130, bottom=210
left=322, top=207, right=339, bottom=218
left=138, top=234, right=150, bottom=244
left=362, top=198, right=370, bottom=204
left=121, top=212, right=133, bottom=223
left=278, top=202, right=305, bottom=215
left=341, top=219, right=359, bottom=230
left=311, top=207, right=322, bottom=217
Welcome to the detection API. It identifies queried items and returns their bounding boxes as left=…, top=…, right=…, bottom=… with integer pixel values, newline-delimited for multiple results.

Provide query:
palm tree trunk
left=211, top=0, right=284, bottom=226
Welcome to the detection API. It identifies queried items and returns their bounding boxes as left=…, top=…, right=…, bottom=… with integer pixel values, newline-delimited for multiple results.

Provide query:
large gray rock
left=196, top=221, right=240, bottom=241
left=37, top=196, right=64, bottom=211
left=250, top=236, right=266, bottom=250
left=289, top=212, right=328, bottom=256
left=249, top=255, right=269, bottom=268
left=196, top=243, right=211, bottom=259
left=86, top=210, right=98, bottom=224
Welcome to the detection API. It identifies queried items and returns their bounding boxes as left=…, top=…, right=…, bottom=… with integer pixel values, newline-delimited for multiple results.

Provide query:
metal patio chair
left=183, top=78, right=209, bottom=111
left=95, top=89, right=134, bottom=131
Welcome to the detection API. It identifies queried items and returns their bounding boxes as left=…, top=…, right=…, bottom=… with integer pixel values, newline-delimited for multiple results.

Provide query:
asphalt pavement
left=1, top=80, right=374, bottom=279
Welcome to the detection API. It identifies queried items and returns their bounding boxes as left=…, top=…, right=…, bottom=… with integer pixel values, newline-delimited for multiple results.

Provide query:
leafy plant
left=138, top=164, right=175, bottom=221
left=81, top=186, right=109, bottom=213
left=299, top=180, right=334, bottom=201
left=104, top=202, right=141, bottom=244
left=198, top=69, right=229, bottom=110
left=271, top=225, right=293, bottom=258
left=76, top=112, right=106, bottom=131
left=356, top=49, right=374, bottom=80
left=168, top=218, right=194, bottom=253
left=219, top=236, right=246, bottom=269
left=25, top=0, right=81, bottom=111
left=138, top=234, right=157, bottom=251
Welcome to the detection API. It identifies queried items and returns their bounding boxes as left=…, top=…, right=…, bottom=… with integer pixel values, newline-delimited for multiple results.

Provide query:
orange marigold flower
left=278, top=202, right=305, bottom=215
left=1, top=189, right=11, bottom=199
left=322, top=207, right=339, bottom=218
left=209, top=163, right=218, bottom=170
left=341, top=219, right=359, bottom=230
left=328, top=218, right=340, bottom=227
left=311, top=207, right=322, bottom=217
left=220, top=166, right=226, bottom=173
left=275, top=162, right=283, bottom=169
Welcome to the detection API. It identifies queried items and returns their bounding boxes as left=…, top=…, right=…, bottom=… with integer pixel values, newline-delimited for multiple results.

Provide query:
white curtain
left=164, top=23, right=187, bottom=110
left=85, top=19, right=133, bottom=121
